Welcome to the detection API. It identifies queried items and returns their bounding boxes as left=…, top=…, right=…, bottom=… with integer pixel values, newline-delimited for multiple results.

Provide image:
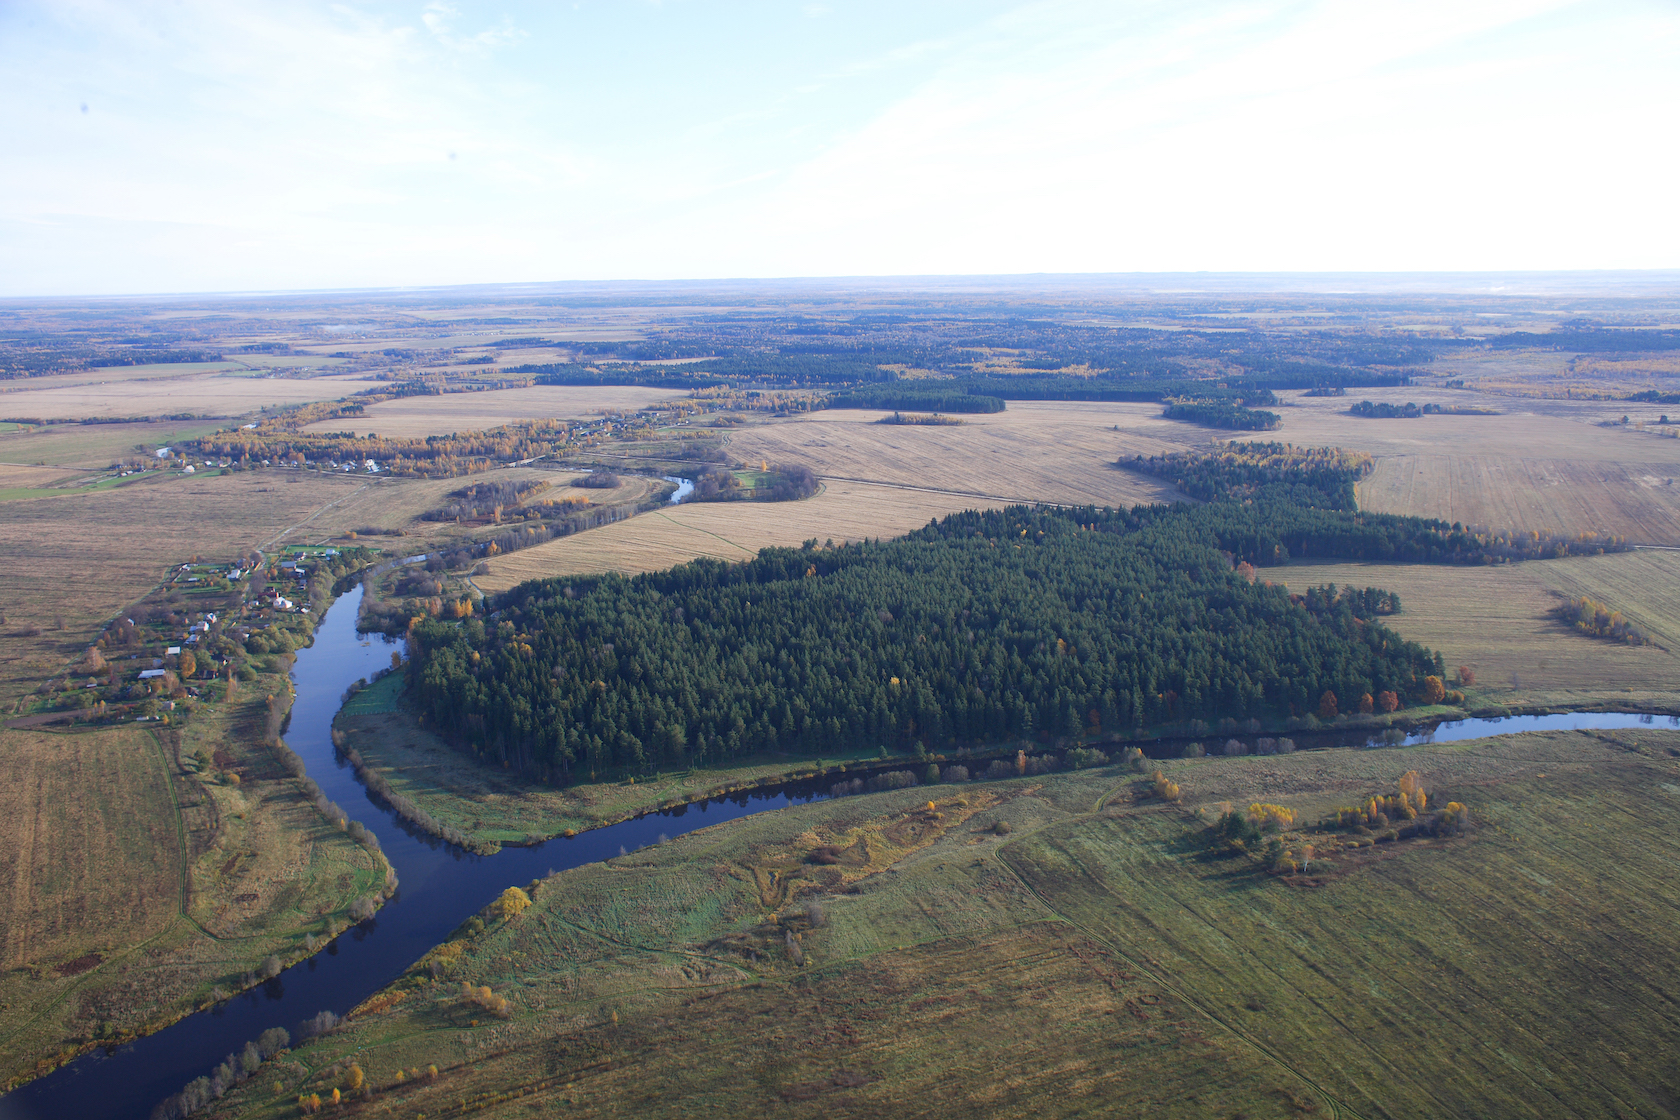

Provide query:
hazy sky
left=2, top=0, right=1676, bottom=295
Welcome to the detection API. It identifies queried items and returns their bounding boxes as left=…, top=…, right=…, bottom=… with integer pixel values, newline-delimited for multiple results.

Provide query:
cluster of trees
left=1323, top=772, right=1470, bottom=838
left=875, top=412, right=964, bottom=426
left=459, top=981, right=513, bottom=1018
left=149, top=1027, right=290, bottom=1119
left=827, top=385, right=1005, bottom=412
left=1556, top=595, right=1652, bottom=645
left=1162, top=398, right=1282, bottom=430
left=1348, top=400, right=1494, bottom=419
left=407, top=494, right=1447, bottom=782
left=687, top=464, right=818, bottom=503
left=1351, top=400, right=1427, bottom=418
left=1125, top=443, right=1374, bottom=509
left=421, top=479, right=551, bottom=521
left=573, top=470, right=620, bottom=488
left=186, top=417, right=576, bottom=479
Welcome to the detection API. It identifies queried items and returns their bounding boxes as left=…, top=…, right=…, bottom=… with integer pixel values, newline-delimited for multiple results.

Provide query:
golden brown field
left=299, top=385, right=691, bottom=437
left=472, top=478, right=1002, bottom=589
left=725, top=401, right=1192, bottom=507
left=0, top=372, right=373, bottom=420
left=1240, top=392, right=1680, bottom=544
left=1275, top=552, right=1680, bottom=699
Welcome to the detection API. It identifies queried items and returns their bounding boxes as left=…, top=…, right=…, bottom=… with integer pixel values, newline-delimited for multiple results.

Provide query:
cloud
left=422, top=1, right=526, bottom=52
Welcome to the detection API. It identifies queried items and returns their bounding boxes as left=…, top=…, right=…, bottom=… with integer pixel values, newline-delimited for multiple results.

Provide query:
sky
left=1, top=0, right=1677, bottom=296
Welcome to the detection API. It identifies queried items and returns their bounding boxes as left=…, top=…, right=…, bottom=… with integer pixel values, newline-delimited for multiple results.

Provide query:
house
left=274, top=597, right=294, bottom=611
left=139, top=669, right=166, bottom=680
left=166, top=646, right=181, bottom=655
left=155, top=447, right=171, bottom=458
left=183, top=465, right=195, bottom=474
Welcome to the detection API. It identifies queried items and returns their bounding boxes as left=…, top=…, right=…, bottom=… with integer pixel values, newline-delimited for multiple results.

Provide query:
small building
left=166, top=646, right=181, bottom=656
left=139, top=669, right=166, bottom=680
left=155, top=447, right=171, bottom=458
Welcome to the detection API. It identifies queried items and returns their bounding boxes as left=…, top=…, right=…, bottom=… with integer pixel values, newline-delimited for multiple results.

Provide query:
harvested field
left=1359, top=455, right=1680, bottom=545
left=726, top=401, right=1191, bottom=508
left=0, top=372, right=372, bottom=420
left=212, top=729, right=1680, bottom=1120
left=1540, top=549, right=1680, bottom=650
left=473, top=478, right=1001, bottom=589
left=1275, top=555, right=1680, bottom=699
left=0, top=728, right=182, bottom=973
left=299, top=385, right=691, bottom=437
left=1247, top=393, right=1680, bottom=544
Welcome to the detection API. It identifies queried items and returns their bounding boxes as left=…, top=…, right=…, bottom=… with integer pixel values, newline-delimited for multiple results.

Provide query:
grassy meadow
left=211, top=728, right=1680, bottom=1119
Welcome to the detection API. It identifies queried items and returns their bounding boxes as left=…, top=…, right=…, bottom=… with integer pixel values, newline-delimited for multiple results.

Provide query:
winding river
left=4, top=586, right=1675, bottom=1119
left=4, top=588, right=824, bottom=1120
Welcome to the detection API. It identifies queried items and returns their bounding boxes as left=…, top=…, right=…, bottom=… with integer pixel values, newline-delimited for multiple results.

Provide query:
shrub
left=940, top=764, right=970, bottom=782
left=1222, top=738, right=1246, bottom=756
left=460, top=982, right=512, bottom=1018
left=1181, top=741, right=1205, bottom=758
left=1066, top=747, right=1109, bottom=769
left=1151, top=771, right=1181, bottom=802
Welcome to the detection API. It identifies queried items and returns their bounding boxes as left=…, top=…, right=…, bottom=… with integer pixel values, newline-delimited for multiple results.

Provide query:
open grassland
left=1275, top=554, right=1680, bottom=701
left=473, top=478, right=1002, bottom=590
left=0, top=418, right=227, bottom=468
left=299, top=385, right=691, bottom=437
left=213, top=729, right=1680, bottom=1120
left=0, top=372, right=373, bottom=420
left=726, top=401, right=1193, bottom=508
left=0, top=665, right=390, bottom=1089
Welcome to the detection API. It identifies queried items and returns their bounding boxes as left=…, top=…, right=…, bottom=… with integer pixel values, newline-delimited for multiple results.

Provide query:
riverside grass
left=211, top=727, right=1680, bottom=1120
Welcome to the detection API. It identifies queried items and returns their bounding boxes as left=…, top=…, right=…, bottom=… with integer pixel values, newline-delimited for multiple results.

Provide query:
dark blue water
left=1, top=588, right=824, bottom=1120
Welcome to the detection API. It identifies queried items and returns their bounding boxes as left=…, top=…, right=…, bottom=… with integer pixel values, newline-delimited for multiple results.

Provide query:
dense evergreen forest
left=404, top=440, right=1641, bottom=783
left=1161, top=398, right=1282, bottom=430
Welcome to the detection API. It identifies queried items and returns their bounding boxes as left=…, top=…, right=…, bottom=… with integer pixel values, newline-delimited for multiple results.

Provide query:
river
left=4, top=587, right=1675, bottom=1119
left=2, top=587, right=824, bottom=1120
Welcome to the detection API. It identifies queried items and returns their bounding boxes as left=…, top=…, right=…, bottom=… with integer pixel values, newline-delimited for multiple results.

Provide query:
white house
left=155, top=447, right=171, bottom=458
left=139, top=669, right=166, bottom=680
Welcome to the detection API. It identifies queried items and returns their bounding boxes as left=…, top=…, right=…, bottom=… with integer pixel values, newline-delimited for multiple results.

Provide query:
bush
left=1065, top=747, right=1109, bottom=769
left=940, top=764, right=970, bottom=782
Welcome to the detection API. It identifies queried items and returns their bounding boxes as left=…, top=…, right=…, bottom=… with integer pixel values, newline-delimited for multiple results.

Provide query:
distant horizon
left=8, top=268, right=1680, bottom=307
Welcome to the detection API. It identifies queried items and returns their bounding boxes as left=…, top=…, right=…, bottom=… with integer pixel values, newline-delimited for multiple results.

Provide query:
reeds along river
left=3, top=586, right=827, bottom=1120
left=5, top=585, right=1674, bottom=1120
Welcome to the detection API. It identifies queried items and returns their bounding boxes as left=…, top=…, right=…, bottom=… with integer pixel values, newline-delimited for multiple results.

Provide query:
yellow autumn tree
left=492, top=886, right=531, bottom=919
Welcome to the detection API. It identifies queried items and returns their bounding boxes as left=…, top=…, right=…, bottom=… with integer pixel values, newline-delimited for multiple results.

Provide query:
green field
left=211, top=727, right=1680, bottom=1119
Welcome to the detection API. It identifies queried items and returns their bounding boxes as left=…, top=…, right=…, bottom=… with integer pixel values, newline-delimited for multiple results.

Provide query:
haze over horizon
left=3, top=0, right=1677, bottom=298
